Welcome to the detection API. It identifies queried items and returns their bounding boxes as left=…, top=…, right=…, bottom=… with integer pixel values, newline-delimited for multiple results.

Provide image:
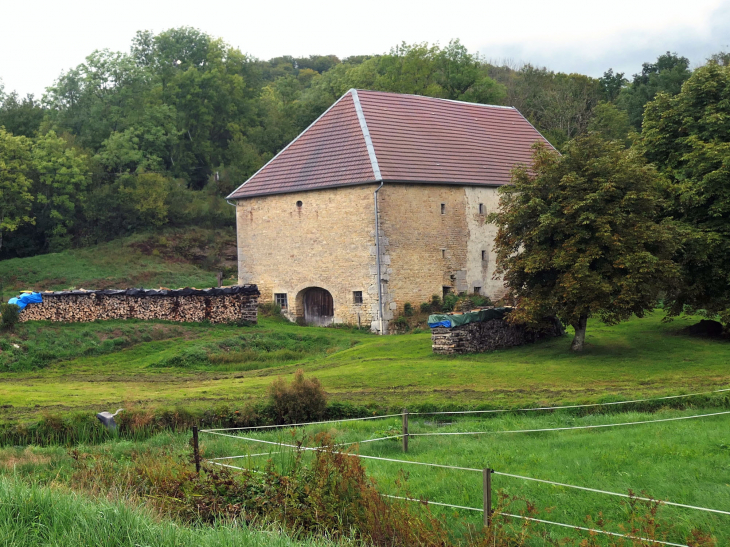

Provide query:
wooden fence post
left=483, top=467, right=493, bottom=528
left=192, top=426, right=200, bottom=473
left=402, top=408, right=409, bottom=453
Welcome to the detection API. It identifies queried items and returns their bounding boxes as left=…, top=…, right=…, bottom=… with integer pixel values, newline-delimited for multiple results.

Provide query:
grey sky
left=2, top=0, right=728, bottom=98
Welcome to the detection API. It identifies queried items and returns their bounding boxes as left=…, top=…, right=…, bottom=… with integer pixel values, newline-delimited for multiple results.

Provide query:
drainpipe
left=374, top=181, right=385, bottom=335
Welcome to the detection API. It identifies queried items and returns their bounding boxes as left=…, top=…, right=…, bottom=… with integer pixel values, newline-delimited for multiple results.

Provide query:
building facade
left=229, top=89, right=551, bottom=332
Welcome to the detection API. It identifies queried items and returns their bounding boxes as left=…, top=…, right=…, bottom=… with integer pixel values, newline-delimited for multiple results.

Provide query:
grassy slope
left=1, top=312, right=729, bottom=425
left=0, top=477, right=334, bottom=547
left=1, top=236, right=729, bottom=424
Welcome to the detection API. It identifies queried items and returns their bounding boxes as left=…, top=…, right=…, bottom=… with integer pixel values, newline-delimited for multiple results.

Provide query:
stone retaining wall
left=19, top=286, right=259, bottom=324
left=432, top=317, right=563, bottom=354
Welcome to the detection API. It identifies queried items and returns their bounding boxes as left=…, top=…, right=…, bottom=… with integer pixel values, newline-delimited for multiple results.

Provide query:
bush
left=0, top=303, right=20, bottom=330
left=419, top=302, right=431, bottom=313
left=258, top=302, right=282, bottom=317
left=430, top=295, right=442, bottom=312
left=403, top=302, right=414, bottom=317
left=442, top=293, right=459, bottom=312
left=268, top=369, right=327, bottom=424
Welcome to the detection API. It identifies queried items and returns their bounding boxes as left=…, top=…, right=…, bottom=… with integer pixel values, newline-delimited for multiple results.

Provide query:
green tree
left=617, top=52, right=691, bottom=129
left=599, top=69, right=627, bottom=102
left=642, top=61, right=730, bottom=322
left=488, top=135, right=676, bottom=351
left=0, top=92, right=45, bottom=137
left=31, top=131, right=90, bottom=250
left=587, top=101, right=633, bottom=146
left=0, top=128, right=33, bottom=253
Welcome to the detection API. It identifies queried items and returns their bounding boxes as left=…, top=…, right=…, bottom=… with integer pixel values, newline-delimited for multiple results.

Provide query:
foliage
left=420, top=302, right=431, bottom=313
left=0, top=128, right=33, bottom=253
left=642, top=61, right=730, bottom=324
left=259, top=301, right=283, bottom=317
left=268, top=369, right=328, bottom=424
left=0, top=303, right=19, bottom=330
left=488, top=135, right=677, bottom=351
left=403, top=302, right=414, bottom=316
left=587, top=101, right=633, bottom=146
left=0, top=92, right=45, bottom=137
left=617, top=51, right=692, bottom=129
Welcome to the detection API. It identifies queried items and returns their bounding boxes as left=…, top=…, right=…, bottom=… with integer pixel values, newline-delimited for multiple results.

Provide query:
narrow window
left=479, top=203, right=484, bottom=215
left=481, top=250, right=487, bottom=261
left=441, top=249, right=446, bottom=258
left=353, top=291, right=363, bottom=305
left=442, top=286, right=452, bottom=300
left=441, top=203, right=446, bottom=214
left=274, top=293, right=288, bottom=309
left=296, top=200, right=303, bottom=208
left=474, top=286, right=482, bottom=295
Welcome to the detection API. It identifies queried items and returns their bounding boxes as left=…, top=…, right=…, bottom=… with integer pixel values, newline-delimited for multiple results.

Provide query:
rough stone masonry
left=18, top=286, right=260, bottom=324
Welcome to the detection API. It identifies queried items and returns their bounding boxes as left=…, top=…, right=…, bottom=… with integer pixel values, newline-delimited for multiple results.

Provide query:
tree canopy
left=488, top=135, right=677, bottom=351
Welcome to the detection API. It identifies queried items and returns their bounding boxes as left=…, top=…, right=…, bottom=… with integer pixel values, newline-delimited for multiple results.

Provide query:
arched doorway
left=302, top=287, right=334, bottom=326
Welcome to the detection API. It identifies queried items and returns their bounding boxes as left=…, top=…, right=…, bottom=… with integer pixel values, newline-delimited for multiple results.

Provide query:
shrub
left=268, top=369, right=327, bottom=424
left=430, top=295, right=442, bottom=312
left=420, top=302, right=431, bottom=313
left=0, top=303, right=20, bottom=330
left=258, top=302, right=282, bottom=317
left=403, top=302, right=414, bottom=317
left=442, top=293, right=459, bottom=312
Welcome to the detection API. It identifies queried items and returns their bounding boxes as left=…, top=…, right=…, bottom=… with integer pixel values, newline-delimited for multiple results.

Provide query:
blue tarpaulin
left=7, top=292, right=43, bottom=311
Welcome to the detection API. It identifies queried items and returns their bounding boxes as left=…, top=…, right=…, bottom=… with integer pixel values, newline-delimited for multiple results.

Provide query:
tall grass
left=0, top=477, right=337, bottom=547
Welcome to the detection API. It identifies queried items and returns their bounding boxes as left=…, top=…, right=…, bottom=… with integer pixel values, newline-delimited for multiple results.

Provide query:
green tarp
left=428, top=307, right=511, bottom=328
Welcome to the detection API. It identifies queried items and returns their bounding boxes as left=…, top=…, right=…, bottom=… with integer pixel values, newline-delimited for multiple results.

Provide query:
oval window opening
left=296, top=200, right=303, bottom=207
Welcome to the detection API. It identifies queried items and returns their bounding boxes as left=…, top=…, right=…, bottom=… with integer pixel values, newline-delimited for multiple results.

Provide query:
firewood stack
left=18, top=286, right=260, bottom=324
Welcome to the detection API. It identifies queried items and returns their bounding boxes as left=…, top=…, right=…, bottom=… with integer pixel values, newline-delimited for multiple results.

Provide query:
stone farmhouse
left=227, top=89, right=551, bottom=333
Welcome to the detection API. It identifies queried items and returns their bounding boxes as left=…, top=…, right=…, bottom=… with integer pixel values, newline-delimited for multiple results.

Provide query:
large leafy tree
left=617, top=52, right=691, bottom=129
left=642, top=60, right=730, bottom=322
left=489, top=135, right=677, bottom=351
left=31, top=131, right=90, bottom=251
left=0, top=92, right=45, bottom=137
left=0, top=128, right=33, bottom=253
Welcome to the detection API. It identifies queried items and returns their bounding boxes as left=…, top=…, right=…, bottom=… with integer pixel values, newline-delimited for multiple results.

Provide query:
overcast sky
left=2, top=0, right=729, bottom=98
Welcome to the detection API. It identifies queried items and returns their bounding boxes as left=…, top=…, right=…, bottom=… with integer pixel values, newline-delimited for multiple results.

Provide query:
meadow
left=199, top=406, right=730, bottom=545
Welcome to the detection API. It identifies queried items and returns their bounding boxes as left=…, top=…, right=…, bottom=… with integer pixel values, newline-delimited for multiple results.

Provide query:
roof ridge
left=354, top=89, right=516, bottom=110
left=350, top=89, right=382, bottom=181
left=226, top=90, right=357, bottom=200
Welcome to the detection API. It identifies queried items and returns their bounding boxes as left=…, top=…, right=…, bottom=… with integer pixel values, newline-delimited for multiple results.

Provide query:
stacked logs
left=18, top=286, right=259, bottom=324
left=432, top=317, right=563, bottom=355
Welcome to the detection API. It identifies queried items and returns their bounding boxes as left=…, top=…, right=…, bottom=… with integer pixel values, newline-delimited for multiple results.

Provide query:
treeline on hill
left=1, top=26, right=725, bottom=259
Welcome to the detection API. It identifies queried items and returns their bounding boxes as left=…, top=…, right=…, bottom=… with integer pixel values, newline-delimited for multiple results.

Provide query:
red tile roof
left=228, top=90, right=552, bottom=199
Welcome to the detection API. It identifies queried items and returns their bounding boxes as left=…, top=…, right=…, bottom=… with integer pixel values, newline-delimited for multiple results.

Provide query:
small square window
left=441, top=203, right=446, bottom=214
left=274, top=293, right=288, bottom=309
left=474, top=286, right=482, bottom=295
left=479, top=203, right=484, bottom=215
left=353, top=291, right=363, bottom=305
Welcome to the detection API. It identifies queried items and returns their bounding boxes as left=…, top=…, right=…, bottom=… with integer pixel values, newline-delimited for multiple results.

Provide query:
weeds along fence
left=196, top=387, right=730, bottom=547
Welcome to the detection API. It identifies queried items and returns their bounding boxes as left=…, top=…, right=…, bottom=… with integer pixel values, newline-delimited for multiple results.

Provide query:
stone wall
left=432, top=317, right=563, bottom=354
left=235, top=185, right=379, bottom=328
left=234, top=182, right=508, bottom=333
left=18, top=286, right=259, bottom=324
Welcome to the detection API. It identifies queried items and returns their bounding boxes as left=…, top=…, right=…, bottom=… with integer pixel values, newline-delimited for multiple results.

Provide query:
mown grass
left=0, top=476, right=337, bottom=546
left=1, top=312, right=729, bottom=426
left=201, top=407, right=730, bottom=545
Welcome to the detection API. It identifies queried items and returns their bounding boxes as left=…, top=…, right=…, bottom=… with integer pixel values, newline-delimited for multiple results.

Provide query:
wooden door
left=304, top=288, right=334, bottom=326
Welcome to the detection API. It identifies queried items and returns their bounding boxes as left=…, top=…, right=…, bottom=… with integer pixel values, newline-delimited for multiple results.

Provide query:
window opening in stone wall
left=441, top=249, right=446, bottom=258
left=274, top=293, right=288, bottom=309
left=479, top=203, right=484, bottom=215
left=474, top=286, right=481, bottom=294
left=443, top=286, right=452, bottom=300
left=482, top=250, right=486, bottom=261
left=353, top=291, right=363, bottom=305
left=441, top=203, right=446, bottom=214
left=296, top=200, right=303, bottom=207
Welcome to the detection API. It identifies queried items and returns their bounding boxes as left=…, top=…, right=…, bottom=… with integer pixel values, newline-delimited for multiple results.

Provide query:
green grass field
left=200, top=407, right=730, bottom=545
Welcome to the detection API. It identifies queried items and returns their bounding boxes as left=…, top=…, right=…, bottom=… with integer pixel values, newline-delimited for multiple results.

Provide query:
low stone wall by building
left=19, top=286, right=259, bottom=324
left=432, top=317, right=563, bottom=354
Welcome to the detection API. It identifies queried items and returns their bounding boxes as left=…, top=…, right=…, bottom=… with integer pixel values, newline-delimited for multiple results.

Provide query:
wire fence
left=195, top=389, right=730, bottom=545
